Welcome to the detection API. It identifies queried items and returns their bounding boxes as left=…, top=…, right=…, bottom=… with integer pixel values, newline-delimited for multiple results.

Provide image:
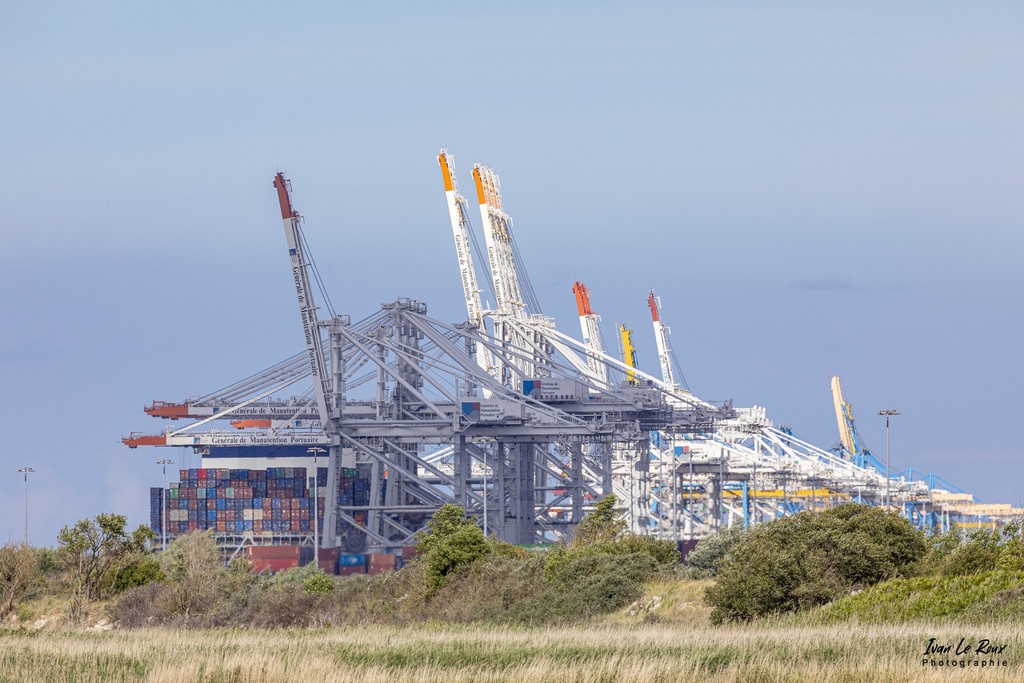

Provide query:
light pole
left=878, top=410, right=900, bottom=509
left=307, top=447, right=327, bottom=567
left=16, top=467, right=35, bottom=545
left=155, top=459, right=174, bottom=550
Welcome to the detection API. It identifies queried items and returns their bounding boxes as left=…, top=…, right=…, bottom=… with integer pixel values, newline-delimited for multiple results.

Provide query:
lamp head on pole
left=17, top=467, right=35, bottom=476
left=878, top=410, right=901, bottom=417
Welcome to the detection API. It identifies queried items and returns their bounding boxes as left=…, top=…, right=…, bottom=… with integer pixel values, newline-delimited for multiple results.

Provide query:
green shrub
left=572, top=495, right=627, bottom=545
left=706, top=504, right=927, bottom=623
left=808, top=570, right=1024, bottom=623
left=416, top=504, right=490, bottom=595
left=303, top=572, right=334, bottom=596
left=104, top=554, right=165, bottom=594
left=915, top=524, right=1024, bottom=577
left=685, top=526, right=751, bottom=577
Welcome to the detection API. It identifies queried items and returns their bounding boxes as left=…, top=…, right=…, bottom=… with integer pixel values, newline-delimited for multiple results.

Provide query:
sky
left=2, top=2, right=1022, bottom=545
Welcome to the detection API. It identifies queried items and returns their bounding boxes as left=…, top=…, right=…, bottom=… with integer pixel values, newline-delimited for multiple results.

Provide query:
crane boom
left=647, top=291, right=677, bottom=387
left=618, top=323, right=639, bottom=386
left=830, top=375, right=857, bottom=457
left=438, top=150, right=495, bottom=387
left=438, top=150, right=484, bottom=325
left=573, top=281, right=609, bottom=387
left=273, top=173, right=331, bottom=427
left=472, top=164, right=526, bottom=318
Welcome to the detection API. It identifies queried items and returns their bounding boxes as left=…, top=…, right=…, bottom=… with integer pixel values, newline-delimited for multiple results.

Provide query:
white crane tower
left=437, top=150, right=494, bottom=383
left=572, top=281, right=610, bottom=388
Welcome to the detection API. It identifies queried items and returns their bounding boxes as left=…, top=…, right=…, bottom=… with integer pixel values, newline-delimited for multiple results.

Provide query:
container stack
left=149, top=487, right=164, bottom=535
left=159, top=467, right=327, bottom=538
left=336, top=467, right=374, bottom=532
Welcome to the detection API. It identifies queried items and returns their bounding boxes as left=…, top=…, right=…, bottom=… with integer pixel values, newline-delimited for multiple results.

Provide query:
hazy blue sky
left=2, top=2, right=1022, bottom=544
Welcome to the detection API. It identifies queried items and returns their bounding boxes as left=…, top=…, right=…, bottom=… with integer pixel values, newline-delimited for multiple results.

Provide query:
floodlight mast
left=878, top=409, right=900, bottom=508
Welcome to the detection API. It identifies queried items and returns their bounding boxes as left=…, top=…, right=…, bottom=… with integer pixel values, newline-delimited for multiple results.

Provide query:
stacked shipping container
left=335, top=466, right=383, bottom=534
left=149, top=467, right=327, bottom=537
left=146, top=464, right=411, bottom=576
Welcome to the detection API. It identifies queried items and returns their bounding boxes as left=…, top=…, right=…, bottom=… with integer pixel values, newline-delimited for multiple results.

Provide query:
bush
left=0, top=544, right=41, bottom=618
left=915, top=523, right=1024, bottom=577
left=685, top=526, right=751, bottom=577
left=103, top=554, right=165, bottom=594
left=806, top=570, right=1024, bottom=624
left=706, top=504, right=927, bottom=623
left=416, top=505, right=490, bottom=596
left=572, top=495, right=627, bottom=545
left=303, top=572, right=334, bottom=596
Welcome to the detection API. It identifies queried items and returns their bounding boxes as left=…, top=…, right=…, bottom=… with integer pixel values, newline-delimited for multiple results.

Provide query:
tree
left=0, top=543, right=41, bottom=618
left=161, top=530, right=223, bottom=620
left=572, top=495, right=627, bottom=546
left=416, top=504, right=489, bottom=596
left=57, top=513, right=154, bottom=620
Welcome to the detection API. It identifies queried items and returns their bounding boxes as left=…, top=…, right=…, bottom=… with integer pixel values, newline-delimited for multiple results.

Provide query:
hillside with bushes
left=4, top=500, right=1024, bottom=630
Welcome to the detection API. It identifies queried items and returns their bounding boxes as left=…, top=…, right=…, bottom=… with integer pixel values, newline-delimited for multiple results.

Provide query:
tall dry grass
left=1, top=620, right=1022, bottom=682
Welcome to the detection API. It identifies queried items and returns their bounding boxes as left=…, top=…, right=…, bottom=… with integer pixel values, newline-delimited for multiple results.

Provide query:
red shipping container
left=247, top=545, right=301, bottom=560
left=198, top=468, right=207, bottom=479
left=216, top=521, right=226, bottom=532
left=253, top=521, right=263, bottom=532
left=317, top=558, right=337, bottom=574
left=250, top=558, right=299, bottom=573
left=368, top=553, right=396, bottom=568
left=338, top=565, right=366, bottom=577
left=401, top=546, right=417, bottom=561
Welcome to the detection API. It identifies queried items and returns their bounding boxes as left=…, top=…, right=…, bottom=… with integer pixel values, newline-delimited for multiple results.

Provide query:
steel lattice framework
left=125, top=155, right=1022, bottom=552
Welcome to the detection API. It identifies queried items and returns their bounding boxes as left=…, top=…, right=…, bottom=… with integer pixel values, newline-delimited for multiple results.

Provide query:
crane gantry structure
left=125, top=151, right=1022, bottom=554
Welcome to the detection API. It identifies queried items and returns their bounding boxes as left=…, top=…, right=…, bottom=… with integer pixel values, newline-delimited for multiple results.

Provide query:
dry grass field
left=2, top=620, right=1022, bottom=683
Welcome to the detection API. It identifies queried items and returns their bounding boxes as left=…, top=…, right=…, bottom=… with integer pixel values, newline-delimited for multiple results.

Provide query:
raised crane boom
left=573, top=281, right=609, bottom=387
left=618, top=323, right=639, bottom=386
left=438, top=150, right=484, bottom=326
left=273, top=173, right=331, bottom=426
left=438, top=150, right=495, bottom=386
left=647, top=291, right=677, bottom=388
left=830, top=375, right=858, bottom=458
left=472, top=164, right=526, bottom=318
